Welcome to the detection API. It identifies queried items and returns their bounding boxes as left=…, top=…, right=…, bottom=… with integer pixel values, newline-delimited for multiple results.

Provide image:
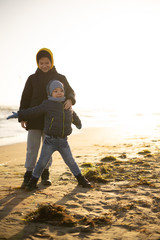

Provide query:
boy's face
left=38, top=57, right=52, bottom=72
left=52, top=88, right=64, bottom=98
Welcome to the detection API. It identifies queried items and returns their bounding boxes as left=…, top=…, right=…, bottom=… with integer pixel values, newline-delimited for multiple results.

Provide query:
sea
left=1, top=105, right=160, bottom=146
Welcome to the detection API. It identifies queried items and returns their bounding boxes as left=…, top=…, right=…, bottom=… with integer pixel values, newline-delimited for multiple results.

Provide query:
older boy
left=19, top=48, right=75, bottom=188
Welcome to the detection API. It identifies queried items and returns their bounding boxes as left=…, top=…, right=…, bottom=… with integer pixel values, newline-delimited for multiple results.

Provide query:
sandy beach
left=0, top=127, right=160, bottom=240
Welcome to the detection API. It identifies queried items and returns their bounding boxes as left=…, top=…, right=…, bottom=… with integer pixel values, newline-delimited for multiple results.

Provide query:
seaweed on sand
left=81, top=153, right=156, bottom=186
left=100, top=156, right=116, bottom=162
left=25, top=203, right=113, bottom=228
left=25, top=203, right=77, bottom=227
left=82, top=163, right=113, bottom=183
left=137, top=150, right=151, bottom=155
left=81, top=162, right=94, bottom=168
left=80, top=213, right=113, bottom=227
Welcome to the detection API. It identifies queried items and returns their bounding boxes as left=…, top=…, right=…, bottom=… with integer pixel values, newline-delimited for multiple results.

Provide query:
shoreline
left=0, top=126, right=126, bottom=147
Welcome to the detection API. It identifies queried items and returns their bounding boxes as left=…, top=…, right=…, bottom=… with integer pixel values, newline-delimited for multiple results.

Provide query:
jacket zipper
left=49, top=117, right=54, bottom=130
left=62, top=104, right=65, bottom=137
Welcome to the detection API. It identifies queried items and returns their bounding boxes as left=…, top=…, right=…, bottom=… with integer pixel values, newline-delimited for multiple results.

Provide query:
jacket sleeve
left=19, top=76, right=33, bottom=110
left=72, top=111, right=82, bottom=129
left=18, top=102, right=45, bottom=122
left=58, top=74, right=76, bottom=105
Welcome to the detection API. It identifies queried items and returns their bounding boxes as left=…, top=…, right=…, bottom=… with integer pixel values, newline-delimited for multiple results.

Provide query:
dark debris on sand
left=25, top=203, right=113, bottom=228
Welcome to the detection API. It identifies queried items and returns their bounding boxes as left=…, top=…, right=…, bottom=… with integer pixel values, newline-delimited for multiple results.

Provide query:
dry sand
left=0, top=127, right=160, bottom=240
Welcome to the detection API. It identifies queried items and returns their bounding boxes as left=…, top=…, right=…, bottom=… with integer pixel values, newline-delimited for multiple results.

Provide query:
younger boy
left=7, top=80, right=91, bottom=190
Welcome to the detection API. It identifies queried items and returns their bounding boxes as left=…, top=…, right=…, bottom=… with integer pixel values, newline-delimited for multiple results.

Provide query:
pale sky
left=1, top=0, right=160, bottom=113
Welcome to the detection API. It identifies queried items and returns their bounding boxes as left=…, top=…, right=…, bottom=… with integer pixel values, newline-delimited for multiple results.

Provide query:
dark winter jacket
left=19, top=67, right=76, bottom=130
left=18, top=100, right=82, bottom=138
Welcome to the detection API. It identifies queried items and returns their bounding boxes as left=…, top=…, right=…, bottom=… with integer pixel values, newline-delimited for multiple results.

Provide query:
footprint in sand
left=65, top=201, right=81, bottom=209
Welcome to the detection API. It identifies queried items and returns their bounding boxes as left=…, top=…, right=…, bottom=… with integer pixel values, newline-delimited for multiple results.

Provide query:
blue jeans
left=32, top=136, right=81, bottom=179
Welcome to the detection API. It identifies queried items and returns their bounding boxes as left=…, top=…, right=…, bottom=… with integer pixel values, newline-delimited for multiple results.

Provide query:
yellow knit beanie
left=36, top=48, right=54, bottom=68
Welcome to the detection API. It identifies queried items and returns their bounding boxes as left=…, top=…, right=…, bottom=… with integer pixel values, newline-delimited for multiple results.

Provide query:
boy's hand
left=76, top=124, right=82, bottom=129
left=21, top=121, right=27, bottom=129
left=7, top=112, right=18, bottom=119
left=64, top=99, right=72, bottom=109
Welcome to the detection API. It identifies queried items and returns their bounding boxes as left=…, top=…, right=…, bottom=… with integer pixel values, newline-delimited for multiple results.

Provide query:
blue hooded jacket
left=18, top=80, right=81, bottom=138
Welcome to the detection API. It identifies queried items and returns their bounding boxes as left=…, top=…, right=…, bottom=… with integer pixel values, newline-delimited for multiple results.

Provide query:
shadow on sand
left=2, top=185, right=92, bottom=240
